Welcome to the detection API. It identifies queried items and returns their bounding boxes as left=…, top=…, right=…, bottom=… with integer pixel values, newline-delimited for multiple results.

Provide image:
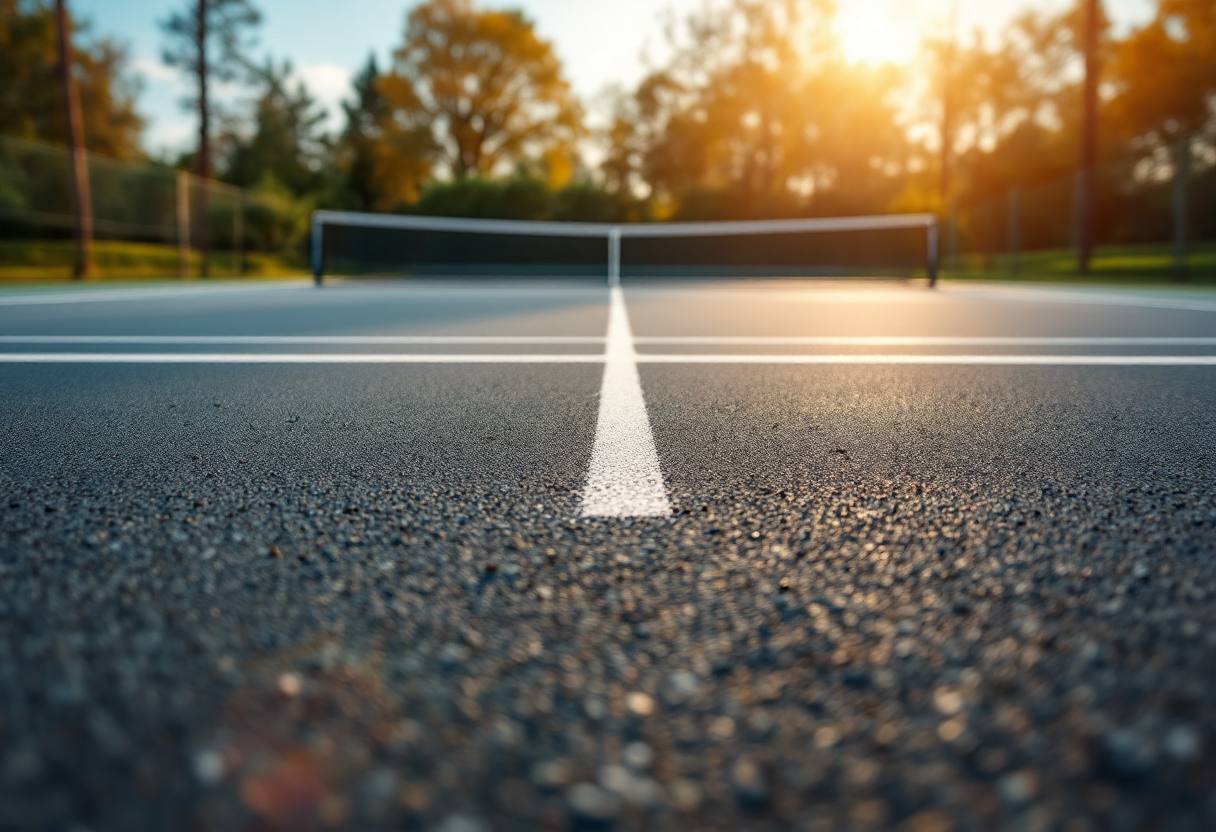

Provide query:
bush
left=411, top=176, right=552, bottom=221
left=550, top=183, right=622, bottom=223
left=243, top=172, right=310, bottom=253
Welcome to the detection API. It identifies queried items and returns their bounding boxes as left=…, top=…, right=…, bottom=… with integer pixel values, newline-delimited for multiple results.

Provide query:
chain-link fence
left=0, top=135, right=246, bottom=279
left=944, top=147, right=1216, bottom=280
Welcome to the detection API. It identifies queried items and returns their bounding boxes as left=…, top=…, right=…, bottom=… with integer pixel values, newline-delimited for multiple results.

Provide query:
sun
left=836, top=4, right=922, bottom=66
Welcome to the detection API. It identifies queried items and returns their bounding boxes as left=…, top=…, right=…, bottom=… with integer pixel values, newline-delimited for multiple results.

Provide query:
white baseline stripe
left=634, top=336, right=1216, bottom=346
left=0, top=282, right=310, bottom=306
left=2, top=353, right=1215, bottom=366
left=0, top=335, right=604, bottom=345
left=941, top=285, right=1216, bottom=314
left=580, top=287, right=671, bottom=518
left=5, top=336, right=1209, bottom=347
left=0, top=353, right=603, bottom=364
left=635, top=354, right=1216, bottom=365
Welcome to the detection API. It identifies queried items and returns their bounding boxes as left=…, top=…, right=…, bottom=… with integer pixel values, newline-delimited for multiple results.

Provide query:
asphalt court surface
left=2, top=280, right=1216, bottom=831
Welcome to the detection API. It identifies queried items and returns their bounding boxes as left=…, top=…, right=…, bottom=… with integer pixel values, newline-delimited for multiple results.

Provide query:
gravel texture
left=2, top=285, right=1216, bottom=832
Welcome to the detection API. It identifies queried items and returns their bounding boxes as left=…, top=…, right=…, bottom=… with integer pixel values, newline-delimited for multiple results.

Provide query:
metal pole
left=1008, top=186, right=1019, bottom=278
left=1173, top=135, right=1190, bottom=281
left=608, top=227, right=622, bottom=287
left=196, top=0, right=211, bottom=278
left=177, top=170, right=190, bottom=279
left=927, top=220, right=939, bottom=288
left=947, top=198, right=959, bottom=276
left=1078, top=0, right=1101, bottom=274
left=234, top=189, right=243, bottom=277
left=938, top=0, right=958, bottom=264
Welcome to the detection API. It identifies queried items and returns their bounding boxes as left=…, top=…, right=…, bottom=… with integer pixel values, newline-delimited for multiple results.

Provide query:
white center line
left=580, top=287, right=671, bottom=518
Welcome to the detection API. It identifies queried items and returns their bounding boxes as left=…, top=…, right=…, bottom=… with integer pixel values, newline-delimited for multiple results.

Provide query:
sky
left=71, top=0, right=1157, bottom=157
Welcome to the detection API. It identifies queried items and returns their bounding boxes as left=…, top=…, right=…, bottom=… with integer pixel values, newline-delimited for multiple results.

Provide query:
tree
left=222, top=58, right=330, bottom=197
left=0, top=0, right=143, bottom=157
left=1109, top=1, right=1215, bottom=157
left=1109, top=0, right=1216, bottom=276
left=338, top=53, right=434, bottom=211
left=611, top=0, right=905, bottom=219
left=339, top=54, right=389, bottom=210
left=160, top=0, right=260, bottom=276
left=55, top=0, right=92, bottom=278
left=378, top=0, right=582, bottom=181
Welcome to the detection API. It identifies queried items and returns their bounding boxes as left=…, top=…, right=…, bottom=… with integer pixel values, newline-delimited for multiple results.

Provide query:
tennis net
left=311, top=211, right=939, bottom=286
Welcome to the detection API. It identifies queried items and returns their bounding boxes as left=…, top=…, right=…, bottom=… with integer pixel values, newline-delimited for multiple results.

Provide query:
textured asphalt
left=2, top=281, right=1216, bottom=832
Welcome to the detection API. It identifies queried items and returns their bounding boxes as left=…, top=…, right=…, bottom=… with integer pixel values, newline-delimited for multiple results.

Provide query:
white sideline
left=940, top=285, right=1216, bottom=314
left=0, top=335, right=604, bottom=345
left=633, top=336, right=1216, bottom=346
left=0, top=282, right=310, bottom=306
left=3, top=353, right=1216, bottom=365
left=579, top=287, right=671, bottom=518
left=0, top=353, right=603, bottom=363
left=5, top=335, right=1214, bottom=347
left=632, top=355, right=1216, bottom=365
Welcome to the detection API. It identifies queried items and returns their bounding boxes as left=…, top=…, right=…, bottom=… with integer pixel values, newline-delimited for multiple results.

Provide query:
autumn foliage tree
left=0, top=0, right=143, bottom=157
left=1109, top=0, right=1216, bottom=159
left=1108, top=0, right=1216, bottom=271
left=377, top=0, right=582, bottom=185
left=606, top=0, right=905, bottom=220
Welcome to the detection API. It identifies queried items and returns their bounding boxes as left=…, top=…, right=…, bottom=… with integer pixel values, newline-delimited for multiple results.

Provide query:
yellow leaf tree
left=1108, top=0, right=1216, bottom=274
left=1108, top=0, right=1216, bottom=153
left=377, top=0, right=582, bottom=185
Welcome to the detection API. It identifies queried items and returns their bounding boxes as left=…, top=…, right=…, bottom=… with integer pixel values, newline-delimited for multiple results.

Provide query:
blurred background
left=0, top=0, right=1212, bottom=281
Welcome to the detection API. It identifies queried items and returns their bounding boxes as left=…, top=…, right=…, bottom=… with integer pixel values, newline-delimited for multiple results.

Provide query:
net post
left=233, top=189, right=244, bottom=277
left=927, top=217, right=940, bottom=288
left=608, top=226, right=622, bottom=287
left=312, top=212, right=324, bottom=287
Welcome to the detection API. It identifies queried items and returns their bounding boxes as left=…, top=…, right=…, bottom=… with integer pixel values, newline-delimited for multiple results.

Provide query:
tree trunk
left=1173, top=135, right=1190, bottom=281
left=939, top=3, right=957, bottom=262
left=1077, top=0, right=1100, bottom=274
left=1007, top=186, right=1020, bottom=278
left=196, top=0, right=211, bottom=278
left=55, top=0, right=92, bottom=280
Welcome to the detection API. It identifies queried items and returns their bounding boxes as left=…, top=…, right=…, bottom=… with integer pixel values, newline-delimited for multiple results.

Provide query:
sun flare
left=836, top=4, right=922, bottom=66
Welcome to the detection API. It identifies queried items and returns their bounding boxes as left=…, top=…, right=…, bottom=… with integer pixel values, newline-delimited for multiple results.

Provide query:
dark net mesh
left=317, top=216, right=932, bottom=281
left=321, top=224, right=609, bottom=278
left=620, top=225, right=929, bottom=278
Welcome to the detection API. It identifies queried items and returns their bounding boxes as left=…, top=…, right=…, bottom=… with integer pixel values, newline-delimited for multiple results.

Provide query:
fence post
left=1008, top=186, right=1020, bottom=278
left=1173, top=135, right=1190, bottom=281
left=234, top=190, right=244, bottom=277
left=947, top=198, right=959, bottom=275
left=176, top=170, right=190, bottom=279
left=928, top=219, right=939, bottom=288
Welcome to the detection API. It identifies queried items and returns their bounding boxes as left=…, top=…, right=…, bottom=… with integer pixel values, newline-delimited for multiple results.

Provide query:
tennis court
left=3, top=217, right=1216, bottom=830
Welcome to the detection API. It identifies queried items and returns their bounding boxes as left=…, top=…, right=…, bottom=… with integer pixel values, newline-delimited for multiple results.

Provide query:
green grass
left=5, top=238, right=1216, bottom=287
left=0, top=239, right=308, bottom=283
left=944, top=242, right=1216, bottom=285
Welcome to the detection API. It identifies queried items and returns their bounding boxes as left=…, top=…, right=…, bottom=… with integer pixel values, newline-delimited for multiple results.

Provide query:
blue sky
left=71, top=0, right=1156, bottom=156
